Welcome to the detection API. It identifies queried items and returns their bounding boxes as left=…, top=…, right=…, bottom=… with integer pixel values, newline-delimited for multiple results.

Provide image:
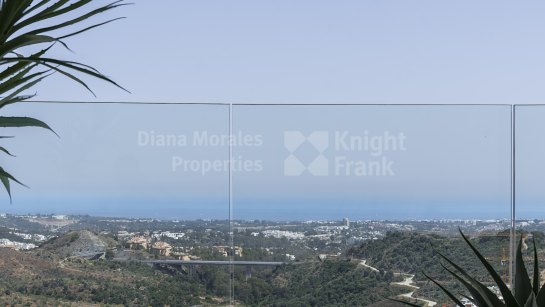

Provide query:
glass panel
left=515, top=105, right=545, bottom=295
left=232, top=105, right=512, bottom=306
left=0, top=102, right=232, bottom=306
left=516, top=106, right=545, bottom=219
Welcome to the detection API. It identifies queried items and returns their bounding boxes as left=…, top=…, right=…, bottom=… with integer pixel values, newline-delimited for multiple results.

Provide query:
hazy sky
left=2, top=103, right=514, bottom=220
left=2, top=1, right=545, bottom=219
left=35, top=0, right=545, bottom=104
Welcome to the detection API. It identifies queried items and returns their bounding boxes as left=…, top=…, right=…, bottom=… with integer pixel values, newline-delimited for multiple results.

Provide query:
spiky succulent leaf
left=516, top=235, right=533, bottom=305
left=0, top=166, right=26, bottom=188
left=537, top=283, right=545, bottom=307
left=0, top=146, right=14, bottom=156
left=459, top=229, right=521, bottom=307
left=526, top=293, right=538, bottom=307
left=533, top=237, right=540, bottom=296
left=440, top=263, right=493, bottom=306
left=437, top=250, right=505, bottom=307
left=0, top=174, right=10, bottom=202
left=388, top=298, right=422, bottom=307
left=422, top=271, right=465, bottom=306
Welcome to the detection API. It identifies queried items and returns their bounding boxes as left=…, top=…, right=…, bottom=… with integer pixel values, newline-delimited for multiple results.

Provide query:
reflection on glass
left=514, top=106, right=545, bottom=296
left=0, top=103, right=517, bottom=306
left=231, top=105, right=511, bottom=305
left=0, top=102, right=232, bottom=306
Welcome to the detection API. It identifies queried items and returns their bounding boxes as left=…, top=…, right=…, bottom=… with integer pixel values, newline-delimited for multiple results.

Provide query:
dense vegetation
left=0, top=229, right=542, bottom=306
left=0, top=248, right=232, bottom=306
left=234, top=260, right=402, bottom=306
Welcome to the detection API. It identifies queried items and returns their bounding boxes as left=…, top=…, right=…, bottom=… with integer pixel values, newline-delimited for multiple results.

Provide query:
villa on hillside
left=151, top=241, right=172, bottom=256
left=126, top=236, right=149, bottom=250
left=212, top=246, right=243, bottom=257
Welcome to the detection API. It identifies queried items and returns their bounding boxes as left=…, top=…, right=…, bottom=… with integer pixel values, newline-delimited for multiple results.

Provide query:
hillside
left=35, top=230, right=116, bottom=260
left=346, top=231, right=510, bottom=279
left=367, top=300, right=414, bottom=307
left=232, top=259, right=406, bottom=306
left=0, top=229, right=530, bottom=306
left=0, top=232, right=230, bottom=306
left=238, top=231, right=516, bottom=306
left=346, top=231, right=516, bottom=305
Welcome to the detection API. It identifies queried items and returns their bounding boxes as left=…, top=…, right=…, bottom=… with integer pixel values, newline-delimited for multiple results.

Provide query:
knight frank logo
left=284, top=131, right=329, bottom=176
left=283, top=130, right=407, bottom=177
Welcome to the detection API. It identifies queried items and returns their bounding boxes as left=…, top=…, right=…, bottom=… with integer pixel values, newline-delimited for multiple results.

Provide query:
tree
left=0, top=0, right=128, bottom=200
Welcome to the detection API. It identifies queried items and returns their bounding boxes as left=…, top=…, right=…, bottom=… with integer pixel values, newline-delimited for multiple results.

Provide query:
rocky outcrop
left=38, top=230, right=116, bottom=260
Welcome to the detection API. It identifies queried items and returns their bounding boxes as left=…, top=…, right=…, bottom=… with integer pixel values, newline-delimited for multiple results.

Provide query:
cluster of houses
left=120, top=231, right=244, bottom=259
left=212, top=245, right=243, bottom=257
left=457, top=286, right=502, bottom=307
left=0, top=238, right=37, bottom=250
left=125, top=235, right=172, bottom=256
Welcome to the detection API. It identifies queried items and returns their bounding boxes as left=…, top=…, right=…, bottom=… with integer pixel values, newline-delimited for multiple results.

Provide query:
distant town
left=0, top=213, right=540, bottom=306
left=0, top=213, right=533, bottom=257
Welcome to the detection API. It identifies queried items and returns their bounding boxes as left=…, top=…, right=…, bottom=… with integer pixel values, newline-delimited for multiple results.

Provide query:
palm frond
left=0, top=0, right=127, bottom=199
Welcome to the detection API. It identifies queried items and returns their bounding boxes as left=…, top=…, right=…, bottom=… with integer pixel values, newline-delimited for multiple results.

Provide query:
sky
left=2, top=1, right=545, bottom=219
left=35, top=0, right=545, bottom=104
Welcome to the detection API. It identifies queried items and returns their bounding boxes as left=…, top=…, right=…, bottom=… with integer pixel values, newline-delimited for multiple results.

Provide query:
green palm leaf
left=0, top=116, right=57, bottom=135
left=0, top=0, right=127, bottom=200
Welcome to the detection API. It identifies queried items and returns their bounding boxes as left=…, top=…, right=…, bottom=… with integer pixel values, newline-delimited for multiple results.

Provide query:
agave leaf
left=516, top=235, right=533, bottom=305
left=533, top=238, right=540, bottom=295
left=0, top=166, right=26, bottom=188
left=461, top=294, right=477, bottom=305
left=0, top=174, right=10, bottom=202
left=526, top=293, right=538, bottom=307
left=537, top=283, right=545, bottom=307
left=440, top=263, right=493, bottom=306
left=388, top=298, right=422, bottom=307
left=437, top=251, right=505, bottom=307
left=0, top=146, right=14, bottom=157
left=459, top=228, right=521, bottom=307
left=0, top=116, right=57, bottom=136
left=422, top=271, right=465, bottom=306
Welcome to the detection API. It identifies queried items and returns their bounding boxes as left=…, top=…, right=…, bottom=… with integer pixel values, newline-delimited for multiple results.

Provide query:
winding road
left=392, top=274, right=437, bottom=307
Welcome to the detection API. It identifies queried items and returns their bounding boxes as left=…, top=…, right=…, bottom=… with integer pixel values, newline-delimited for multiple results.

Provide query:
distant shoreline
left=0, top=213, right=529, bottom=224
